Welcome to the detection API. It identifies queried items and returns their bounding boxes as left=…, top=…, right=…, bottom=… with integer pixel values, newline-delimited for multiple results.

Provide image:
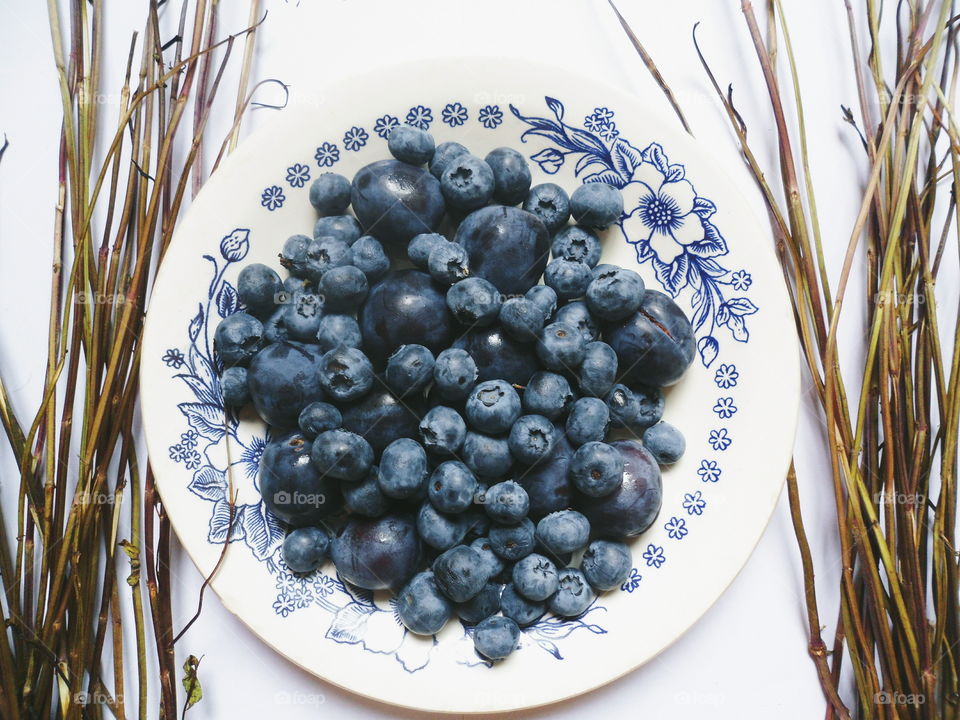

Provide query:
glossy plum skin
left=350, top=160, right=444, bottom=248
left=247, top=342, right=326, bottom=428
left=454, top=205, right=550, bottom=295
left=340, top=383, right=423, bottom=453
left=604, top=290, right=696, bottom=387
left=258, top=432, right=341, bottom=526
left=331, top=514, right=421, bottom=590
left=359, top=269, right=455, bottom=366
left=577, top=439, right=662, bottom=537
left=453, top=325, right=539, bottom=386
left=516, top=430, right=575, bottom=519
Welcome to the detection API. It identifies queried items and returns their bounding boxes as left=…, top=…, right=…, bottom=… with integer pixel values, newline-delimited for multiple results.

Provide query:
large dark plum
left=247, top=342, right=326, bottom=428
left=577, top=439, right=661, bottom=537
left=331, top=514, right=422, bottom=590
left=359, top=269, right=455, bottom=366
left=455, top=205, right=549, bottom=295
left=453, top=325, right=538, bottom=386
left=350, top=160, right=445, bottom=248
left=516, top=430, right=574, bottom=519
left=340, top=381, right=423, bottom=453
left=604, top=290, right=696, bottom=387
left=258, top=432, right=342, bottom=526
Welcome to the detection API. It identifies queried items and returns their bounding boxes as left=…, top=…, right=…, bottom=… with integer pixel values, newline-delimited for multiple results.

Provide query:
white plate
left=141, top=58, right=799, bottom=714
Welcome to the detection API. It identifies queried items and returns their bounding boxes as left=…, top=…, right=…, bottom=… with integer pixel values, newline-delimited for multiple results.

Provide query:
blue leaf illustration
left=574, top=153, right=608, bottom=176
left=242, top=501, right=285, bottom=560
left=665, top=163, right=685, bottom=182
left=584, top=169, right=624, bottom=186
left=640, top=143, right=670, bottom=174
left=686, top=220, right=729, bottom=258
left=697, top=336, right=720, bottom=366
left=692, top=196, right=717, bottom=218
left=178, top=402, right=226, bottom=441
left=208, top=498, right=244, bottom=543
left=545, top=96, right=565, bottom=120
left=609, top=138, right=644, bottom=180
left=175, top=373, right=220, bottom=407
left=326, top=603, right=376, bottom=644
left=217, top=281, right=239, bottom=318
left=188, top=303, right=204, bottom=342
left=653, top=254, right=690, bottom=297
left=187, top=466, right=226, bottom=502
left=727, top=314, right=750, bottom=342
left=530, top=148, right=564, bottom=174
left=533, top=637, right=563, bottom=660
left=725, top=297, right=759, bottom=316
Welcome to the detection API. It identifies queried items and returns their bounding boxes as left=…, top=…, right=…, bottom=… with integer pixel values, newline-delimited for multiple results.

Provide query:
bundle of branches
left=0, top=1, right=265, bottom=718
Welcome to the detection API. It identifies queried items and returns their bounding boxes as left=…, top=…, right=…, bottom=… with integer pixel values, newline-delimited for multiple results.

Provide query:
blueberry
left=537, top=322, right=586, bottom=371
left=512, top=553, right=559, bottom=601
left=340, top=384, right=422, bottom=453
left=417, top=502, right=469, bottom=551
left=536, top=510, right=591, bottom=556
left=516, top=430, right=575, bottom=519
left=455, top=582, right=502, bottom=624
left=484, top=147, right=531, bottom=205
left=465, top=380, right=521, bottom=434
left=570, top=182, right=623, bottom=228
left=378, top=438, right=429, bottom=499
left=581, top=540, right=632, bottom=591
left=525, top=285, right=558, bottom=318
left=385, top=344, right=435, bottom=396
left=221, top=366, right=250, bottom=407
left=548, top=568, right=596, bottom=617
left=316, top=314, right=362, bottom=352
left=429, top=140, right=469, bottom=179
left=643, top=421, right=686, bottom=464
left=302, top=236, right=351, bottom=283
left=585, top=266, right=644, bottom=321
left=282, top=291, right=324, bottom=342
left=433, top=348, right=478, bottom=400
left=499, top=583, right=545, bottom=627
left=565, top=397, right=610, bottom=447
left=320, top=265, right=368, bottom=311
left=351, top=159, right=444, bottom=248
left=310, top=428, right=373, bottom=482
left=360, top=270, right=455, bottom=365
left=489, top=518, right=536, bottom=561
left=484, top=480, right=530, bottom=524
left=248, top=342, right=326, bottom=427
left=350, top=235, right=391, bottom=282
left=453, top=325, right=539, bottom=386
left=522, top=371, right=574, bottom=420
left=463, top=506, right=492, bottom=543
left=469, top=537, right=505, bottom=581
left=499, top=297, right=545, bottom=342
left=523, top=183, right=570, bottom=233
left=259, top=433, right=341, bottom=526
left=309, top=173, right=351, bottom=216
left=313, top=215, right=363, bottom=245
left=462, top=431, right=513, bottom=479
left=434, top=545, right=487, bottom=602
left=419, top=405, right=466, bottom=455
left=237, top=263, right=282, bottom=319
left=396, top=571, right=452, bottom=635
left=473, top=615, right=520, bottom=661
left=544, top=258, right=591, bottom=300
left=214, top=312, right=263, bottom=366
left=387, top=125, right=436, bottom=166
left=605, top=290, right=696, bottom=386
left=278, top=234, right=314, bottom=278
left=298, top=401, right=342, bottom=438
left=318, top=347, right=374, bottom=403
left=408, top=232, right=447, bottom=270
left=428, top=241, right=470, bottom=285
left=342, top=466, right=390, bottom=517
left=507, top=415, right=556, bottom=465
left=570, top=441, right=623, bottom=497
left=578, top=341, right=618, bottom=397
left=605, top=383, right=663, bottom=429
left=282, top=527, right=331, bottom=573
left=429, top=461, right=478, bottom=513
left=551, top=226, right=601, bottom=267
left=446, top=277, right=501, bottom=325
left=578, top=440, right=662, bottom=537
left=263, top=310, right=289, bottom=344
left=440, top=154, right=495, bottom=211
left=554, top=301, right=601, bottom=343
left=331, top=514, right=421, bottom=590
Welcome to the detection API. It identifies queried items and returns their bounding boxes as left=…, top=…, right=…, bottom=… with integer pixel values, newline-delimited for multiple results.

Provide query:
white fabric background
left=3, top=1, right=947, bottom=717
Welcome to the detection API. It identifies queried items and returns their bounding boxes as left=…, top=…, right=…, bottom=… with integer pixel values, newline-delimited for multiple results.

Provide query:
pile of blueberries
left=213, top=124, right=695, bottom=662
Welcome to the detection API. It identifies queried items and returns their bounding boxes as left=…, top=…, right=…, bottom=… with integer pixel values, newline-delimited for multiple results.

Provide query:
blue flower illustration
left=219, top=228, right=250, bottom=262
left=698, top=460, right=721, bottom=483
left=275, top=572, right=297, bottom=594
left=709, top=428, right=732, bottom=451
left=642, top=544, right=666, bottom=568
left=714, top=363, right=739, bottom=389
left=585, top=107, right=618, bottom=141
left=285, top=162, right=310, bottom=188
left=373, top=114, right=400, bottom=138
left=442, top=102, right=468, bottom=127
left=343, top=126, right=369, bottom=152
left=620, top=568, right=642, bottom=593
left=664, top=517, right=688, bottom=540
left=162, top=348, right=185, bottom=368
left=713, top=397, right=738, bottom=419
left=292, top=584, right=315, bottom=609
left=478, top=104, right=503, bottom=129
left=314, top=142, right=340, bottom=167
left=682, top=491, right=707, bottom=516
left=313, top=574, right=336, bottom=598
left=273, top=593, right=296, bottom=618
left=260, top=185, right=285, bottom=211
left=405, top=105, right=433, bottom=129
left=180, top=430, right=199, bottom=449
left=731, top=269, right=753, bottom=291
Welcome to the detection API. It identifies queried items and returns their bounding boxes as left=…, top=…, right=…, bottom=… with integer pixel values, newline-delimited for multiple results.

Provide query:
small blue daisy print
left=373, top=114, right=400, bottom=138
left=285, top=162, right=310, bottom=188
left=709, top=428, right=732, bottom=451
left=260, top=185, right=285, bottom=211
left=314, top=142, right=340, bottom=167
left=713, top=397, right=738, bottom=419
left=714, top=363, right=739, bottom=389
left=478, top=104, right=503, bottom=129
left=642, top=544, right=666, bottom=569
left=442, top=102, right=468, bottom=127
left=405, top=105, right=433, bottom=129
left=343, top=126, right=369, bottom=152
